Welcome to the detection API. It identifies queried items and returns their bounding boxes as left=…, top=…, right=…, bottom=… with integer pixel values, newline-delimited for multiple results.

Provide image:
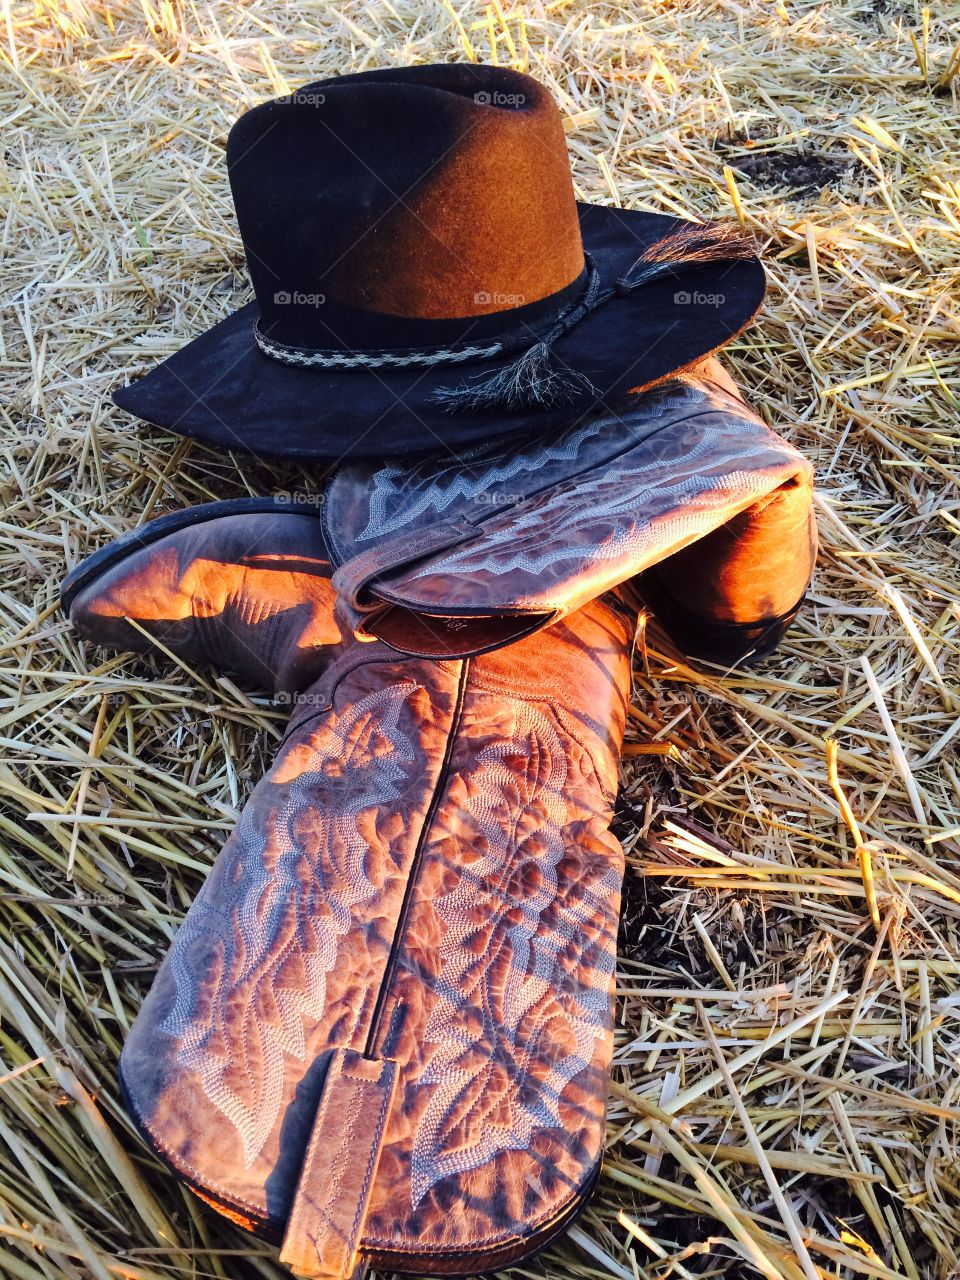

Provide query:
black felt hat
left=113, top=63, right=765, bottom=460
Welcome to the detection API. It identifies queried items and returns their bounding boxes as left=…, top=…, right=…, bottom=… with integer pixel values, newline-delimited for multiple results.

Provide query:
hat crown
left=227, top=64, right=585, bottom=349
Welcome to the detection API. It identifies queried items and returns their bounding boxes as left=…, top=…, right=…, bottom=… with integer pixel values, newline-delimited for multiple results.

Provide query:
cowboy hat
left=114, top=63, right=765, bottom=460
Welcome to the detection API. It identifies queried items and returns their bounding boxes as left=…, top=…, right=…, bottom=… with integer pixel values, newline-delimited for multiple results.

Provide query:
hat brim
left=112, top=205, right=765, bottom=461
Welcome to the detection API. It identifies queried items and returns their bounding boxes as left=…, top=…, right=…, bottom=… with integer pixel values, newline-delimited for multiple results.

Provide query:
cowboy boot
left=638, top=469, right=816, bottom=664
left=65, top=359, right=815, bottom=673
left=62, top=497, right=342, bottom=696
left=61, top=494, right=555, bottom=671
left=324, top=357, right=816, bottom=666
left=118, top=584, right=639, bottom=1279
left=635, top=359, right=817, bottom=662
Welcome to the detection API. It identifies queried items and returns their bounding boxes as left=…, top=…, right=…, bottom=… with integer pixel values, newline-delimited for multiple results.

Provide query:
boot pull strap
left=280, top=1049, right=398, bottom=1280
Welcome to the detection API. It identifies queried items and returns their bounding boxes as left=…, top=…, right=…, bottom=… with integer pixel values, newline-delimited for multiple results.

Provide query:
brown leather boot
left=635, top=359, right=817, bottom=662
left=324, top=357, right=815, bottom=665
left=63, top=358, right=816, bottom=673
left=62, top=497, right=342, bottom=696
left=118, top=586, right=639, bottom=1278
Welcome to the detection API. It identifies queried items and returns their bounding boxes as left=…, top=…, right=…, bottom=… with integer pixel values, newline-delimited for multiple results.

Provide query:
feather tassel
left=431, top=340, right=598, bottom=414
left=432, top=224, right=754, bottom=414
left=617, top=223, right=755, bottom=292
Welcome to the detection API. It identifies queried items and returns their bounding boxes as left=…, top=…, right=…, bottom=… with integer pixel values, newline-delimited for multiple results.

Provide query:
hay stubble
left=1, top=1, right=959, bottom=1277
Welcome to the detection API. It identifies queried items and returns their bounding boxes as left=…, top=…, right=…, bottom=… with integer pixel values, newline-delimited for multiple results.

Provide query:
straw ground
left=1, top=1, right=959, bottom=1277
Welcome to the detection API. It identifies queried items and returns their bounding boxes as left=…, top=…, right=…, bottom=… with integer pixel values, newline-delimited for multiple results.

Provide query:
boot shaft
left=119, top=588, right=638, bottom=1276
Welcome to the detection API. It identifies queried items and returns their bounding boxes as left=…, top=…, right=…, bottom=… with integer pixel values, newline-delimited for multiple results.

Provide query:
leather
left=116, top=588, right=638, bottom=1276
left=61, top=358, right=817, bottom=1275
left=280, top=1050, right=398, bottom=1279
left=69, top=361, right=815, bottom=671
left=640, top=473, right=817, bottom=662
left=67, top=507, right=342, bottom=695
left=324, top=358, right=816, bottom=661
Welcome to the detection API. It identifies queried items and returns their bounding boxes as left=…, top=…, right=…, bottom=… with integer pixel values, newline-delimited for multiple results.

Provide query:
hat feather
left=617, top=223, right=755, bottom=292
left=431, top=341, right=598, bottom=414
left=432, top=223, right=755, bottom=415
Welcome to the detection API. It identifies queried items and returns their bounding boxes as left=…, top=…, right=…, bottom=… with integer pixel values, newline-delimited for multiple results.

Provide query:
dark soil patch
left=728, top=148, right=859, bottom=197
left=617, top=864, right=718, bottom=981
left=858, top=0, right=912, bottom=24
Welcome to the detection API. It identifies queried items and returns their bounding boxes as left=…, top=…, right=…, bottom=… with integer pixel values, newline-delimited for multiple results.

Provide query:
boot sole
left=60, top=496, right=327, bottom=613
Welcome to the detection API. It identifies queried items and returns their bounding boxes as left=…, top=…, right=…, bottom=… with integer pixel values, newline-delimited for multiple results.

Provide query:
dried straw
left=1, top=1, right=959, bottom=1278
